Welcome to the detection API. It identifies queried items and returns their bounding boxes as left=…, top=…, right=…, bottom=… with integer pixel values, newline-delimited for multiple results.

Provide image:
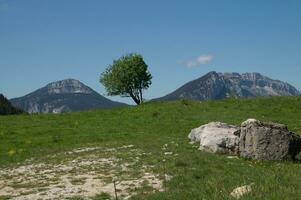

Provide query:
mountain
left=10, top=79, right=127, bottom=113
left=154, top=71, right=300, bottom=101
left=0, top=94, right=24, bottom=115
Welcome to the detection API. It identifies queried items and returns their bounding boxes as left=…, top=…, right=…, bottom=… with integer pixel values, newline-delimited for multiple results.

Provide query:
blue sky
left=1, top=0, right=301, bottom=104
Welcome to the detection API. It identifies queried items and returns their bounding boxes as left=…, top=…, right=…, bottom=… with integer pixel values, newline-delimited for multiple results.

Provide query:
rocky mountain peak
left=46, top=79, right=94, bottom=95
left=203, top=71, right=223, bottom=83
left=154, top=71, right=300, bottom=101
left=205, top=71, right=219, bottom=78
left=10, top=79, right=127, bottom=113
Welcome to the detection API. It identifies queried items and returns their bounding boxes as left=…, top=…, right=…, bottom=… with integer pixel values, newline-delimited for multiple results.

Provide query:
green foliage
left=1, top=96, right=301, bottom=199
left=100, top=53, right=152, bottom=104
left=0, top=94, right=24, bottom=115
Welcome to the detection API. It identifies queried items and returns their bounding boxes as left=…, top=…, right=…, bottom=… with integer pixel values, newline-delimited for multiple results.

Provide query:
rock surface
left=188, top=122, right=240, bottom=155
left=239, top=119, right=301, bottom=160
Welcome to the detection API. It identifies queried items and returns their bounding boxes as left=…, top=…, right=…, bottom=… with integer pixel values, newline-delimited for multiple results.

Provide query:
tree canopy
left=0, top=94, right=24, bottom=115
left=100, top=54, right=152, bottom=105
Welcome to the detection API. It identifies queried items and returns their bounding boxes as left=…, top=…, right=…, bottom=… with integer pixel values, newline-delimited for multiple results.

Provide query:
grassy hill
left=1, top=96, right=301, bottom=199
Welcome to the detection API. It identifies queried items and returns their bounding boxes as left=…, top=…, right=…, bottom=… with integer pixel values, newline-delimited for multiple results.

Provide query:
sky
left=1, top=0, right=301, bottom=104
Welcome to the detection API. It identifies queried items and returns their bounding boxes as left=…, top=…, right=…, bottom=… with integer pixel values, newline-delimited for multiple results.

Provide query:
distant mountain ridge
left=10, top=79, right=127, bottom=113
left=154, top=71, right=300, bottom=101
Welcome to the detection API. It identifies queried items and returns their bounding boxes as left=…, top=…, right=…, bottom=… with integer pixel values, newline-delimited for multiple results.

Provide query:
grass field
left=1, top=96, right=301, bottom=199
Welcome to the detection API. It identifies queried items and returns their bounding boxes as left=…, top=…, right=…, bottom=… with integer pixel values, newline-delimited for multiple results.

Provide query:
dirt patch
left=0, top=146, right=163, bottom=200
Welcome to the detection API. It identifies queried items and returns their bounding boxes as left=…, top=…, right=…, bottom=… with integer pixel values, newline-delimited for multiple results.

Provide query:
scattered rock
left=230, top=184, right=253, bottom=199
left=164, top=174, right=173, bottom=181
left=0, top=146, right=163, bottom=200
left=227, top=156, right=239, bottom=159
left=70, top=147, right=102, bottom=154
left=0, top=181, right=4, bottom=189
left=119, top=144, right=134, bottom=149
left=188, top=122, right=240, bottom=155
left=239, top=119, right=301, bottom=160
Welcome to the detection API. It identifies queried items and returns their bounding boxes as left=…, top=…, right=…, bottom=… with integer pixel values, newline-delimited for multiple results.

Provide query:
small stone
left=227, top=156, right=238, bottom=159
left=230, top=184, right=253, bottom=199
left=0, top=181, right=4, bottom=189
left=164, top=174, right=172, bottom=181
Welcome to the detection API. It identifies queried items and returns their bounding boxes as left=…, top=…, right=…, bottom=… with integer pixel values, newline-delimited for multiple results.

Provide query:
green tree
left=100, top=54, right=152, bottom=105
left=0, top=94, right=24, bottom=115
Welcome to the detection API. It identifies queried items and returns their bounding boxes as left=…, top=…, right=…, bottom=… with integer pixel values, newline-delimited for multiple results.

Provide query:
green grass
left=1, top=96, right=301, bottom=199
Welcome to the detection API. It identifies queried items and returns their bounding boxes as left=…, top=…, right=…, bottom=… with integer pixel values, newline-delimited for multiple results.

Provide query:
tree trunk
left=139, top=88, right=143, bottom=104
left=129, top=92, right=141, bottom=105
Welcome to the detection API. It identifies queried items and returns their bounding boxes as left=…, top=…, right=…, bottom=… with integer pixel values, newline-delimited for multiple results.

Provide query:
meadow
left=1, top=96, right=301, bottom=199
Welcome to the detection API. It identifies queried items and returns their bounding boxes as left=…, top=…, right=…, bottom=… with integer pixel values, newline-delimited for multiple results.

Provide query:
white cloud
left=185, top=54, right=213, bottom=68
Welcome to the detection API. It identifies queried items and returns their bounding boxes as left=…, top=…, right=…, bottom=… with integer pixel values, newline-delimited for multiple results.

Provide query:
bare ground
left=0, top=145, right=163, bottom=200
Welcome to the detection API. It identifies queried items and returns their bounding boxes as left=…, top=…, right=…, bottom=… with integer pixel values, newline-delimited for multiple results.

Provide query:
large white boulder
left=188, top=122, right=240, bottom=155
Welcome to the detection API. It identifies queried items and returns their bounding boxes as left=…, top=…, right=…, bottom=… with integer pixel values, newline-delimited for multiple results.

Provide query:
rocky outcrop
left=188, top=122, right=240, bottom=155
left=155, top=71, right=300, bottom=101
left=46, top=79, right=94, bottom=95
left=189, top=119, right=301, bottom=160
left=239, top=119, right=301, bottom=160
